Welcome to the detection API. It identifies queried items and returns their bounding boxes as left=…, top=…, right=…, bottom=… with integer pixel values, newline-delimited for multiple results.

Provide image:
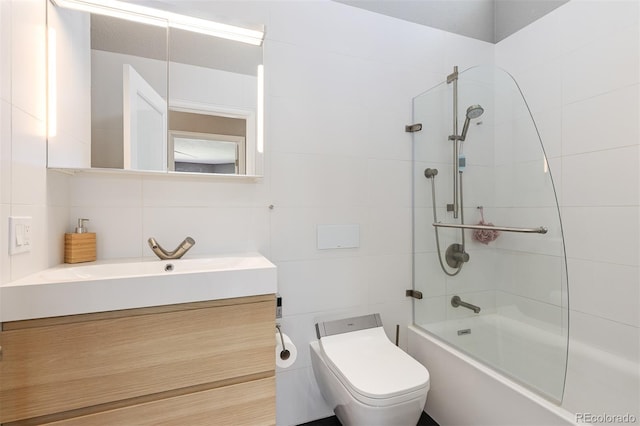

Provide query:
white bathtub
left=408, top=315, right=577, bottom=426
left=424, top=313, right=568, bottom=401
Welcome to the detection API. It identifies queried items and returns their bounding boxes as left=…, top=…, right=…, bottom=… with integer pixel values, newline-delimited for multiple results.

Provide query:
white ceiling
left=333, top=0, right=569, bottom=43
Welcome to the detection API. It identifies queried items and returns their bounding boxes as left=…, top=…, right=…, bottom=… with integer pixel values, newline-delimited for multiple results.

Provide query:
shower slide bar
left=432, top=222, right=548, bottom=234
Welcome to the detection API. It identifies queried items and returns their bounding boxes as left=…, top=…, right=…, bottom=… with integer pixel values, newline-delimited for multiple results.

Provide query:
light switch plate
left=9, top=216, right=32, bottom=255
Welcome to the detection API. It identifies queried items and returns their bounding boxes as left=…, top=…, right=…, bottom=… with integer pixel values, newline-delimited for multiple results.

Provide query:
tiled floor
left=299, top=411, right=439, bottom=426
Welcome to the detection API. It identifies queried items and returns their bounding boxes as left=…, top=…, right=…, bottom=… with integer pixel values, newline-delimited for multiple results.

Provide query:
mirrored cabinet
left=47, top=0, right=265, bottom=177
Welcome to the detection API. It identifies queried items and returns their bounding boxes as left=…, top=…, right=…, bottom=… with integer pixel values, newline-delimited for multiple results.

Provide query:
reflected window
left=168, top=111, right=246, bottom=174
left=170, top=133, right=245, bottom=174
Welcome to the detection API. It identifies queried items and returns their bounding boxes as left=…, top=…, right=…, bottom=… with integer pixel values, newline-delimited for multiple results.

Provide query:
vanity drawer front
left=0, top=296, right=275, bottom=423
left=44, top=377, right=276, bottom=426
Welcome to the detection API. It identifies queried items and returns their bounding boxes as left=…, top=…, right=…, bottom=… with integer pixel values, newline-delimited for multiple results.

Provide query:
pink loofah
left=472, top=207, right=500, bottom=245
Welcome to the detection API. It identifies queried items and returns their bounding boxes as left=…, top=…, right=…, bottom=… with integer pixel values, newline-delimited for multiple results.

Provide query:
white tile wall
left=46, top=170, right=70, bottom=266
left=496, top=292, right=565, bottom=331
left=0, top=99, right=10, bottom=205
left=556, top=0, right=639, bottom=54
left=568, top=258, right=640, bottom=327
left=562, top=86, right=639, bottom=155
left=270, top=152, right=368, bottom=208
left=10, top=106, right=46, bottom=205
left=364, top=207, right=412, bottom=255
left=562, top=146, right=639, bottom=207
left=10, top=0, right=45, bottom=121
left=0, top=0, right=10, bottom=104
left=562, top=206, right=639, bottom=266
left=445, top=249, right=500, bottom=294
left=0, top=0, right=9, bottom=293
left=66, top=173, right=271, bottom=260
left=10, top=203, right=48, bottom=280
left=0, top=203, right=9, bottom=284
left=561, top=24, right=638, bottom=106
left=71, top=173, right=143, bottom=207
left=497, top=0, right=640, bottom=420
left=142, top=175, right=269, bottom=208
left=0, top=0, right=68, bottom=289
left=493, top=251, right=565, bottom=306
left=276, top=367, right=332, bottom=426
left=268, top=95, right=368, bottom=158
left=276, top=257, right=369, bottom=317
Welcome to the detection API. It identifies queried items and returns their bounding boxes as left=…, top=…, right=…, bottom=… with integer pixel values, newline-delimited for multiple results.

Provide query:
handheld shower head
left=460, top=104, right=484, bottom=141
left=466, top=104, right=484, bottom=119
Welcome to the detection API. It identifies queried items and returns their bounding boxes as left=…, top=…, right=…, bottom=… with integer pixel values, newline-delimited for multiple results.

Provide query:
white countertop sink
left=1, top=253, right=277, bottom=322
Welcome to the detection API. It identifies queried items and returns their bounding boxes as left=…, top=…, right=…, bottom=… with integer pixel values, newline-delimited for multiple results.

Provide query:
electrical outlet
left=9, top=216, right=32, bottom=255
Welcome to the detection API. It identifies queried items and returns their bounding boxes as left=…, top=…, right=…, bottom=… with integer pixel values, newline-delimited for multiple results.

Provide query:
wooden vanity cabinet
left=0, top=294, right=276, bottom=425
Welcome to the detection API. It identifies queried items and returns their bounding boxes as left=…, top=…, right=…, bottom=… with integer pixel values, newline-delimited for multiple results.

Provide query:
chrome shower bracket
left=446, top=68, right=458, bottom=83
left=405, top=123, right=423, bottom=132
left=406, top=289, right=423, bottom=300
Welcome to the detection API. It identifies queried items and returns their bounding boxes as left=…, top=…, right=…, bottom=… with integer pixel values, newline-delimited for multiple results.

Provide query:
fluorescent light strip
left=167, top=14, right=264, bottom=45
left=257, top=64, right=264, bottom=153
left=47, top=27, right=57, bottom=138
left=52, top=0, right=167, bottom=28
left=52, top=0, right=264, bottom=45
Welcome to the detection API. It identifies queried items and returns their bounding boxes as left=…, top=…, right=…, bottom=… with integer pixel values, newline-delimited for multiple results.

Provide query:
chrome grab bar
left=432, top=222, right=548, bottom=234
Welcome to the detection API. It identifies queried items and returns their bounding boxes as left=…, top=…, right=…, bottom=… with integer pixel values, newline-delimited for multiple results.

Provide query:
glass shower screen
left=411, top=66, right=568, bottom=402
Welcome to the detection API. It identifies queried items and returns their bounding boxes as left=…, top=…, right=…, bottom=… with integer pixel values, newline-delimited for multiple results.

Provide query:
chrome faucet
left=148, top=237, right=195, bottom=260
left=451, top=295, right=481, bottom=314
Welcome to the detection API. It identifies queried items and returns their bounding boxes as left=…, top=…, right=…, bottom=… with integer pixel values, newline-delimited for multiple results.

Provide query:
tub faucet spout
left=148, top=237, right=195, bottom=260
left=451, top=295, right=481, bottom=314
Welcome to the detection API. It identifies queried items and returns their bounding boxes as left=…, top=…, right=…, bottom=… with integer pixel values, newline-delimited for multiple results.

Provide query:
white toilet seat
left=319, top=327, right=430, bottom=407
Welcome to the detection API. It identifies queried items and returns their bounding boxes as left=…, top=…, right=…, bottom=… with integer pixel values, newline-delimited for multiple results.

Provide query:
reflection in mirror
left=171, top=133, right=245, bottom=174
left=90, top=15, right=168, bottom=170
left=47, top=0, right=265, bottom=176
left=122, top=64, right=167, bottom=171
left=169, top=111, right=246, bottom=174
left=168, top=27, right=262, bottom=174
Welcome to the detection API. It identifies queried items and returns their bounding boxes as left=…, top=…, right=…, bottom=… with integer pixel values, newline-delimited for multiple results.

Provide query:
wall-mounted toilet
left=310, top=314, right=430, bottom=426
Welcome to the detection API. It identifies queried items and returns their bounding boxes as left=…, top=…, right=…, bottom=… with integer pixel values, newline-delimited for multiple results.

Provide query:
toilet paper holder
left=276, top=324, right=290, bottom=360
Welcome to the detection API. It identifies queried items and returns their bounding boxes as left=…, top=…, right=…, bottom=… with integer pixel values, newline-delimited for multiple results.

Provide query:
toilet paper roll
left=275, top=331, right=297, bottom=368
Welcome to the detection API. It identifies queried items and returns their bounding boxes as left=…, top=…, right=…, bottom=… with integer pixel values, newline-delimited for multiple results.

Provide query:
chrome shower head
left=460, top=104, right=484, bottom=141
left=466, top=104, right=484, bottom=119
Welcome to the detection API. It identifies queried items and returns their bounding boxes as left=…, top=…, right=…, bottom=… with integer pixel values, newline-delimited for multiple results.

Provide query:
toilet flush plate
left=317, top=224, right=360, bottom=250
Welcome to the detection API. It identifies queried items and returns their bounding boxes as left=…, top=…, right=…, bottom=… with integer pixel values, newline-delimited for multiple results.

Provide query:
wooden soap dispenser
left=64, top=218, right=96, bottom=264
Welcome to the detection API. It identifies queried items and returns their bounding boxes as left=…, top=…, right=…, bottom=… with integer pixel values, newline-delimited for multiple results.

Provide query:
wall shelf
left=49, top=167, right=263, bottom=182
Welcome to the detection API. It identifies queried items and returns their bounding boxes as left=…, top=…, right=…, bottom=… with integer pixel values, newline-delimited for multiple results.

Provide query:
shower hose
left=428, top=171, right=466, bottom=277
